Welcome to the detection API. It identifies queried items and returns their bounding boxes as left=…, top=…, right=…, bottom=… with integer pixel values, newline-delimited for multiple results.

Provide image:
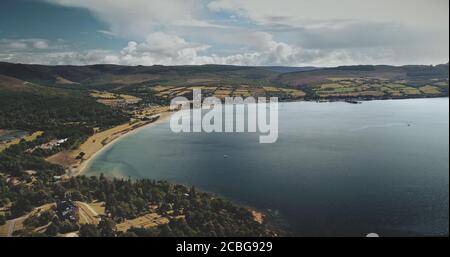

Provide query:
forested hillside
left=1, top=62, right=448, bottom=89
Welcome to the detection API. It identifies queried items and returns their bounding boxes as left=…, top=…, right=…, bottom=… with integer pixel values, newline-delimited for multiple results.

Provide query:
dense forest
left=0, top=86, right=129, bottom=145
left=0, top=91, right=128, bottom=131
left=0, top=170, right=274, bottom=237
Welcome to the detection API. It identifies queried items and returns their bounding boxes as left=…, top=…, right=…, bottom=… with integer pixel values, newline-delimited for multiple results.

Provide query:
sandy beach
left=46, top=110, right=172, bottom=177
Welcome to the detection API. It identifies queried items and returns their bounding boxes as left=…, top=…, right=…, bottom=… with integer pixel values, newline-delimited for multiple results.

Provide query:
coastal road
left=6, top=216, right=26, bottom=237
left=6, top=219, right=16, bottom=237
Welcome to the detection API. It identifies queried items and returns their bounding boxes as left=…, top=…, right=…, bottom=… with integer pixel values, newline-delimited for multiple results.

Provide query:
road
left=6, top=216, right=26, bottom=237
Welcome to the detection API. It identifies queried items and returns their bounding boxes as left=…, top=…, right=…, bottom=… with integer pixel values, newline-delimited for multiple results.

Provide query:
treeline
left=0, top=90, right=129, bottom=132
left=0, top=171, right=56, bottom=219
left=405, top=64, right=449, bottom=77
left=0, top=141, right=65, bottom=178
left=0, top=173, right=273, bottom=237
left=62, top=175, right=271, bottom=237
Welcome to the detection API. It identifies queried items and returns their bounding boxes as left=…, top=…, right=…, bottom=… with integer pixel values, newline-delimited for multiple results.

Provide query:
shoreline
left=77, top=111, right=173, bottom=176
left=47, top=96, right=449, bottom=178
left=46, top=111, right=173, bottom=178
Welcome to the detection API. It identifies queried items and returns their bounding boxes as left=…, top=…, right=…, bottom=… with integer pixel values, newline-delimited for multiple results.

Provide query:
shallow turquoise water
left=86, top=98, right=449, bottom=236
left=0, top=130, right=28, bottom=142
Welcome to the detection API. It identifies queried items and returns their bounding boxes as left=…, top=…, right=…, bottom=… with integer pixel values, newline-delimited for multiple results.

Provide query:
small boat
left=345, top=100, right=362, bottom=104
left=223, top=155, right=229, bottom=158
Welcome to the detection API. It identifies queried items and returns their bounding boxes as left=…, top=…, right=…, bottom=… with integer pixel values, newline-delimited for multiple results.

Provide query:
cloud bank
left=2, top=0, right=448, bottom=66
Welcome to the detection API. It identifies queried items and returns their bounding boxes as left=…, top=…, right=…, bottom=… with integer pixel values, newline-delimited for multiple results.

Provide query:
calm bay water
left=86, top=98, right=449, bottom=236
left=0, top=130, right=28, bottom=142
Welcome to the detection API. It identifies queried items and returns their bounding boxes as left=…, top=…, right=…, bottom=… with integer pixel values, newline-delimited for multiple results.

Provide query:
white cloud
left=208, top=0, right=449, bottom=29
left=45, top=0, right=222, bottom=39
left=115, top=32, right=313, bottom=66
left=0, top=39, right=52, bottom=51
left=206, top=0, right=449, bottom=65
left=118, top=32, right=211, bottom=65
left=0, top=31, right=442, bottom=66
left=97, top=30, right=118, bottom=37
left=4, top=0, right=449, bottom=66
left=8, top=42, right=28, bottom=50
left=32, top=40, right=49, bottom=49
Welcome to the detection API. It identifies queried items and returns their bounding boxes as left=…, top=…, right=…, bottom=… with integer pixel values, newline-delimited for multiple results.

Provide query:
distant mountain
left=276, top=64, right=449, bottom=87
left=258, top=66, right=319, bottom=73
left=0, top=62, right=448, bottom=90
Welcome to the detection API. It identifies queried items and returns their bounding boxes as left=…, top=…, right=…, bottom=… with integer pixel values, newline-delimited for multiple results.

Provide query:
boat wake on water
left=349, top=122, right=411, bottom=132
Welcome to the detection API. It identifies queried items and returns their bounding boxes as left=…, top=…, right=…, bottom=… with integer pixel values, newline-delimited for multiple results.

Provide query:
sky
left=0, top=0, right=448, bottom=67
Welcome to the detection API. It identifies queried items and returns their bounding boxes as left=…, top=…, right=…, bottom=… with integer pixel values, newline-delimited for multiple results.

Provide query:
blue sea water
left=86, top=98, right=449, bottom=236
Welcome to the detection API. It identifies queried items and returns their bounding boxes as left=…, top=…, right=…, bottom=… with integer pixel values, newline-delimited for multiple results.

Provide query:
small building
left=56, top=199, right=79, bottom=222
left=140, top=114, right=160, bottom=122
left=56, top=138, right=68, bottom=144
left=24, top=170, right=37, bottom=176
